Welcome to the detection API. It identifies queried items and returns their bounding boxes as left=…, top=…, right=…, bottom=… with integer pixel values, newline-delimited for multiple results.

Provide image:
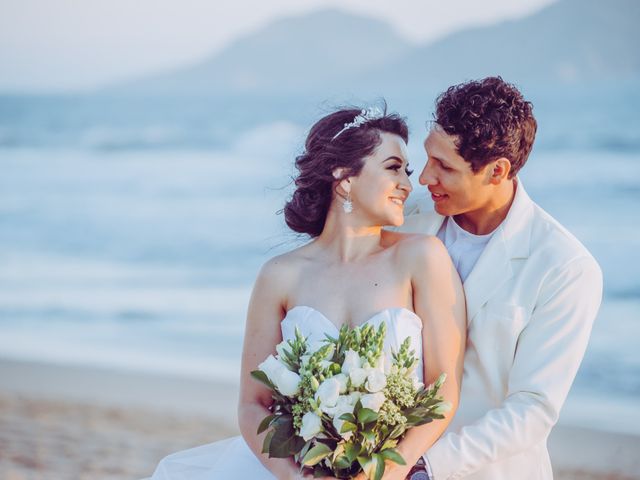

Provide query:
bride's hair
left=284, top=104, right=408, bottom=237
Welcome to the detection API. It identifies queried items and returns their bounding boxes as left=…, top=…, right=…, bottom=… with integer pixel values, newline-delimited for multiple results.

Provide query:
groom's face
left=419, top=127, right=494, bottom=217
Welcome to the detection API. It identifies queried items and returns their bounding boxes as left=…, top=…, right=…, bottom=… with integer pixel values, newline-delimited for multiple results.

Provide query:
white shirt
left=437, top=216, right=495, bottom=282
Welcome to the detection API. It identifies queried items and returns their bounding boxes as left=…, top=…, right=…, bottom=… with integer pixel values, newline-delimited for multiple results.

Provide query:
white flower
left=341, top=349, right=362, bottom=375
left=348, top=391, right=361, bottom=404
left=258, top=355, right=300, bottom=397
left=332, top=373, right=349, bottom=394
left=315, top=377, right=341, bottom=408
left=276, top=368, right=301, bottom=397
left=322, top=393, right=357, bottom=416
left=299, top=412, right=322, bottom=441
left=360, top=392, right=386, bottom=412
left=365, top=368, right=387, bottom=393
left=258, top=355, right=285, bottom=383
left=349, top=367, right=367, bottom=388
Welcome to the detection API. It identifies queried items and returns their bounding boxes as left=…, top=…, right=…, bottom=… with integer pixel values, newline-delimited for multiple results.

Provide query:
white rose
left=299, top=412, right=322, bottom=441
left=348, top=391, right=361, bottom=404
left=258, top=355, right=300, bottom=397
left=341, top=349, right=361, bottom=375
left=332, top=373, right=349, bottom=394
left=349, top=367, right=367, bottom=388
left=360, top=392, right=386, bottom=412
left=365, top=368, right=387, bottom=393
left=315, top=377, right=340, bottom=408
left=275, top=368, right=301, bottom=397
left=321, top=393, right=356, bottom=416
left=258, top=355, right=285, bottom=384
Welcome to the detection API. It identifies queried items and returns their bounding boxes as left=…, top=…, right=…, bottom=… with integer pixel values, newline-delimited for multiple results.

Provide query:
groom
left=401, top=77, right=603, bottom=479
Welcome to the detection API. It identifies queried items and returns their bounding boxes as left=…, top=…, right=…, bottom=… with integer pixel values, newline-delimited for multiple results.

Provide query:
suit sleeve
left=426, top=255, right=603, bottom=480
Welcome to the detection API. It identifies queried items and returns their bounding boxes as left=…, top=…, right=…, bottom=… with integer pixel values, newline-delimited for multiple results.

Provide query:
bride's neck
left=315, top=209, right=383, bottom=263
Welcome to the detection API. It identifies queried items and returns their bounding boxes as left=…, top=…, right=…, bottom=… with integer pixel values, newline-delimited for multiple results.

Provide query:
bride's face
left=349, top=132, right=412, bottom=227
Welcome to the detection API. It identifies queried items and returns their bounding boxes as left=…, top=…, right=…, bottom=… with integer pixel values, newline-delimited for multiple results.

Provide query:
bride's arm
left=386, top=235, right=467, bottom=479
left=237, top=257, right=305, bottom=480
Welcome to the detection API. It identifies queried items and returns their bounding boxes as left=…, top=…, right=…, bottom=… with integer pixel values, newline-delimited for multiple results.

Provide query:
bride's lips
left=389, top=196, right=406, bottom=207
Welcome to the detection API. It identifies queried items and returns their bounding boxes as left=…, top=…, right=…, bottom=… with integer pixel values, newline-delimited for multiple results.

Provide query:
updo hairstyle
left=284, top=106, right=409, bottom=237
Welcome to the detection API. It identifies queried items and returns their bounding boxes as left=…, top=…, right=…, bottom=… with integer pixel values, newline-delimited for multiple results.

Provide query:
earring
left=342, top=192, right=353, bottom=213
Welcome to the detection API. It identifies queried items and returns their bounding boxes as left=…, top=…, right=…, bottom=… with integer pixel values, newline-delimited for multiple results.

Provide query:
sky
left=0, top=0, right=556, bottom=93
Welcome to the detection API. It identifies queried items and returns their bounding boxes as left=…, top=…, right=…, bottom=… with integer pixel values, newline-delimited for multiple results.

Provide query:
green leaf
left=297, top=440, right=313, bottom=463
left=268, top=415, right=303, bottom=458
left=334, top=454, right=353, bottom=470
left=389, top=424, right=405, bottom=439
left=373, top=453, right=385, bottom=480
left=261, top=429, right=274, bottom=454
left=357, top=407, right=378, bottom=426
left=338, top=412, right=356, bottom=424
left=257, top=414, right=275, bottom=434
left=302, top=443, right=333, bottom=466
left=344, top=442, right=362, bottom=463
left=250, top=370, right=274, bottom=389
left=380, top=448, right=406, bottom=465
left=340, top=421, right=357, bottom=434
left=380, top=438, right=398, bottom=451
left=357, top=453, right=385, bottom=480
left=362, top=429, right=376, bottom=444
left=357, top=455, right=375, bottom=479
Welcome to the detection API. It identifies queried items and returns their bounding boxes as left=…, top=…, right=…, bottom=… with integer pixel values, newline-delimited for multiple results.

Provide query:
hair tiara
left=332, top=107, right=384, bottom=140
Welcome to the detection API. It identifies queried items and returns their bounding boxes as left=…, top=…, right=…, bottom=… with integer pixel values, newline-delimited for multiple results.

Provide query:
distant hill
left=108, top=0, right=639, bottom=97
left=112, top=9, right=410, bottom=95
left=361, top=0, right=640, bottom=91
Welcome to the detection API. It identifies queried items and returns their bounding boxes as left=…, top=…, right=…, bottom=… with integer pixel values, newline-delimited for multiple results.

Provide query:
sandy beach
left=1, top=358, right=638, bottom=480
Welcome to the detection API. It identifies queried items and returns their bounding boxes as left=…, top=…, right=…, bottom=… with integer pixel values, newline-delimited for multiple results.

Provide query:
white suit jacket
left=400, top=181, right=603, bottom=480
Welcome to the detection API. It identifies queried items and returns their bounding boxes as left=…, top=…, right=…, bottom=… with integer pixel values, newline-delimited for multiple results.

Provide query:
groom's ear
left=489, top=158, right=511, bottom=184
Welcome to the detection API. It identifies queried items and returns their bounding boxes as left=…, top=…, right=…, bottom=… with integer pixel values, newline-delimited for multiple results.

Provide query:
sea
left=1, top=81, right=639, bottom=433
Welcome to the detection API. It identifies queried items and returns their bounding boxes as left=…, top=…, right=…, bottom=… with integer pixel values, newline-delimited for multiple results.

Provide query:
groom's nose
left=419, top=159, right=437, bottom=186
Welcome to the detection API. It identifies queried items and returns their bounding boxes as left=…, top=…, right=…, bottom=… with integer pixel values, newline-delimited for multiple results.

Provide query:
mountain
left=361, top=0, right=640, bottom=91
left=112, top=9, right=410, bottom=95
left=108, top=0, right=639, bottom=97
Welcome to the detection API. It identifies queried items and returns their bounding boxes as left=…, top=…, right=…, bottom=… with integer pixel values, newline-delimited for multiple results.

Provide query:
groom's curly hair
left=284, top=104, right=408, bottom=237
left=434, top=76, right=537, bottom=178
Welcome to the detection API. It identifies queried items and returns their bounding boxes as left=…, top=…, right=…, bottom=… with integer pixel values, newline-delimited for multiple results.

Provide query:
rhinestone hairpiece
left=332, top=107, right=384, bottom=140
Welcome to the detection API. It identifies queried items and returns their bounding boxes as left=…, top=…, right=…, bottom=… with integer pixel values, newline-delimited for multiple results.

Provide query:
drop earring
left=342, top=192, right=353, bottom=213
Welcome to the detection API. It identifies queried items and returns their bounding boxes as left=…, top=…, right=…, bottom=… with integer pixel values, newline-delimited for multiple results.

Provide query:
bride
left=151, top=107, right=466, bottom=480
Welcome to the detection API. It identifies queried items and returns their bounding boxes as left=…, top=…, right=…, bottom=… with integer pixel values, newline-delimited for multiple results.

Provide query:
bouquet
left=251, top=321, right=450, bottom=480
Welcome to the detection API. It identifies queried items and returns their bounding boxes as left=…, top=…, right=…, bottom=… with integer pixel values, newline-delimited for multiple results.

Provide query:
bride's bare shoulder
left=384, top=231, right=449, bottom=271
left=257, top=242, right=316, bottom=283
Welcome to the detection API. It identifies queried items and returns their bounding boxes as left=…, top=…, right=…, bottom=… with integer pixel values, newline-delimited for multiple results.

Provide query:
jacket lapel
left=463, top=180, right=534, bottom=323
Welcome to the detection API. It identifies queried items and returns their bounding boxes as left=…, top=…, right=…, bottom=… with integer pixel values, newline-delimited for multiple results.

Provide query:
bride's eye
left=405, top=167, right=414, bottom=177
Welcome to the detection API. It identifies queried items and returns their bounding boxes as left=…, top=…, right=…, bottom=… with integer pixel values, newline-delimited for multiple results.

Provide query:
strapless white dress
left=150, top=306, right=424, bottom=480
